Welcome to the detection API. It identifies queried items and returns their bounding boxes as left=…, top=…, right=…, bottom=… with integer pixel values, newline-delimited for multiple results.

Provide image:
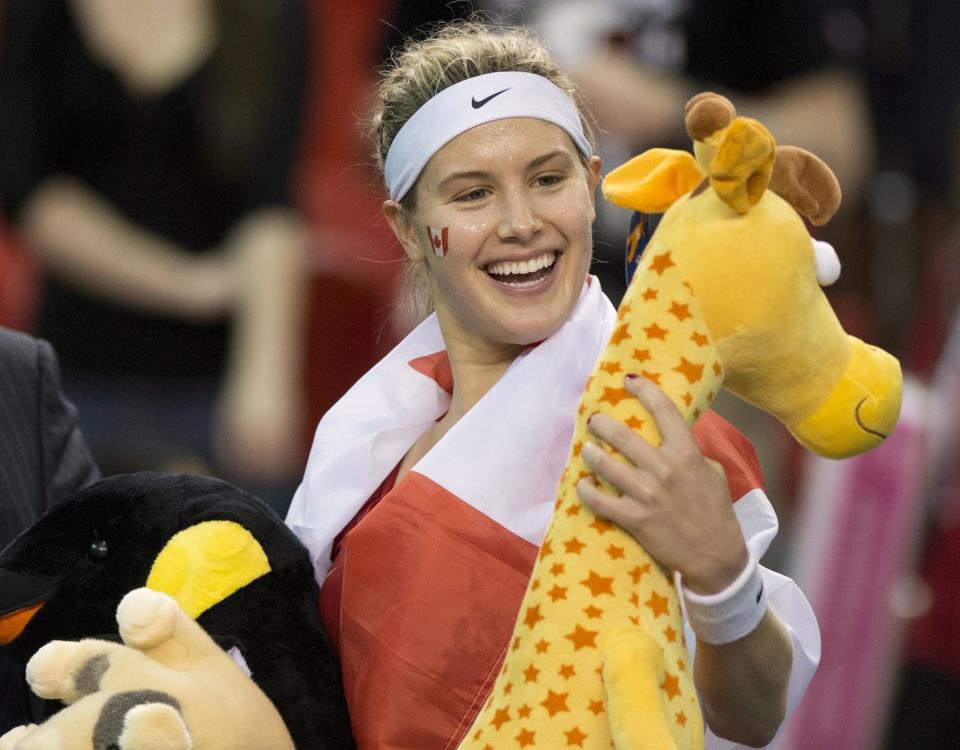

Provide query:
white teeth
left=487, top=252, right=556, bottom=276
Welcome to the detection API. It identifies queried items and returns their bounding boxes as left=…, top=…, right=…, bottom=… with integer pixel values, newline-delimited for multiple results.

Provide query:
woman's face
left=388, top=118, right=601, bottom=354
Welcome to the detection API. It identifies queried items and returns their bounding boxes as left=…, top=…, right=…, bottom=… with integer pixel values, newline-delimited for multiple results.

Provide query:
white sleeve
left=682, top=488, right=821, bottom=750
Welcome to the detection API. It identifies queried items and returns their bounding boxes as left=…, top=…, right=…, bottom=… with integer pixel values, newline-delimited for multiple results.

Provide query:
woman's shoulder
left=691, top=410, right=765, bottom=500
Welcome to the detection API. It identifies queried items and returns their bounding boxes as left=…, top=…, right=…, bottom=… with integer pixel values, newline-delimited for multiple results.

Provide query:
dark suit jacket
left=0, top=326, right=100, bottom=733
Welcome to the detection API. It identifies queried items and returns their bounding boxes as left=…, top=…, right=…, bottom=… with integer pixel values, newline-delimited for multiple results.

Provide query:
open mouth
left=485, top=251, right=558, bottom=289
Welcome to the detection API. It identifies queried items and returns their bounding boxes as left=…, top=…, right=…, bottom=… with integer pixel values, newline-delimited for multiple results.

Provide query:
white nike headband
left=384, top=71, right=593, bottom=201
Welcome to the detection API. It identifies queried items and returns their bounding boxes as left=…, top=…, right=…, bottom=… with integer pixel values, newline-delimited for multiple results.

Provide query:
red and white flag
left=426, top=226, right=448, bottom=256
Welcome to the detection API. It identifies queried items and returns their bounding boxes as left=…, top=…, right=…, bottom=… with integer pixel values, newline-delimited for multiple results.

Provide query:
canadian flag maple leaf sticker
left=426, top=226, right=449, bottom=257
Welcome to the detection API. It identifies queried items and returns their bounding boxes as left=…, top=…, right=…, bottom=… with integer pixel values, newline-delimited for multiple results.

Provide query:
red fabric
left=319, top=463, right=401, bottom=653
left=408, top=351, right=454, bottom=394
left=692, top=410, right=766, bottom=501
left=322, top=413, right=763, bottom=749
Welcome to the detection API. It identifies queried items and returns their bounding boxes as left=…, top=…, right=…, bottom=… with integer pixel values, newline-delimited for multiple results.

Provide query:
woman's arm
left=577, top=376, right=793, bottom=746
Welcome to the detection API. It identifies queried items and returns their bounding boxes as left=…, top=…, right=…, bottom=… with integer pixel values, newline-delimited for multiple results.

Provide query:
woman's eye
left=536, top=174, right=564, bottom=188
left=456, top=188, right=489, bottom=202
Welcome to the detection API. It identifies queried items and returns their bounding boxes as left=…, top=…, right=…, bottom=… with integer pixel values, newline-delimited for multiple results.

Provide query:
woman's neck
left=396, top=328, right=525, bottom=482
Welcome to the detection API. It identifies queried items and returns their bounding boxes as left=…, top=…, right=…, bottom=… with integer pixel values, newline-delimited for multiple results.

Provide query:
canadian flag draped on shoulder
left=286, top=279, right=819, bottom=749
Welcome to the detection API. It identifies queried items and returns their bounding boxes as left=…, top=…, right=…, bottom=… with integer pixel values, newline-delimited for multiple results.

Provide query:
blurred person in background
left=508, top=0, right=876, bottom=304
left=0, top=0, right=311, bottom=515
left=0, top=326, right=100, bottom=734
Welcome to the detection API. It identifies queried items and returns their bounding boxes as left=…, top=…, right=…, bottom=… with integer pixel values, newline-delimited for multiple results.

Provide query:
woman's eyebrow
left=437, top=170, right=490, bottom=191
left=527, top=149, right=572, bottom=169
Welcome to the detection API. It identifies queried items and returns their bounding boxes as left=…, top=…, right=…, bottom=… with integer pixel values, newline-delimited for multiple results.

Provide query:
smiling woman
left=285, top=20, right=816, bottom=750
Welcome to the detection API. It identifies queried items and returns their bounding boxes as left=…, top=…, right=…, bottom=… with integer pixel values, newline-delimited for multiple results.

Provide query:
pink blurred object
left=782, top=378, right=928, bottom=750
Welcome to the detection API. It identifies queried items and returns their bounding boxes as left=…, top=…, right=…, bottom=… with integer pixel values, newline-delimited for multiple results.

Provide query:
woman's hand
left=576, top=375, right=749, bottom=594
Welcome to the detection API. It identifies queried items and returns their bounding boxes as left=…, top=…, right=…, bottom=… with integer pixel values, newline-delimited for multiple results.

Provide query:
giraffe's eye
left=88, top=537, right=108, bottom=561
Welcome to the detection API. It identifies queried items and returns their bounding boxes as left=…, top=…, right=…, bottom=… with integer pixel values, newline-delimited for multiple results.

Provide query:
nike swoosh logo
left=471, top=88, right=510, bottom=108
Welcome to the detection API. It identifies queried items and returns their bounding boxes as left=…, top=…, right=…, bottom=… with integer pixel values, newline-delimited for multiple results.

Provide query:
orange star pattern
left=650, top=252, right=675, bottom=275
left=600, top=360, right=622, bottom=374
left=516, top=728, right=535, bottom=747
left=633, top=348, right=651, bottom=362
left=523, top=664, right=540, bottom=684
left=642, top=287, right=658, bottom=301
left=582, top=604, right=603, bottom=619
left=606, top=544, right=625, bottom=560
left=564, top=503, right=580, bottom=517
left=512, top=636, right=522, bottom=651
left=629, top=592, right=639, bottom=608
left=681, top=393, right=693, bottom=406
left=524, top=605, right=544, bottom=629
left=504, top=682, right=513, bottom=695
left=624, top=415, right=645, bottom=430
left=664, top=625, right=677, bottom=643
left=644, top=322, right=668, bottom=340
left=518, top=705, right=532, bottom=719
left=661, top=673, right=681, bottom=700
left=538, top=540, right=553, bottom=559
left=676, top=711, right=687, bottom=727
left=558, top=664, right=576, bottom=679
left=610, top=324, right=632, bottom=345
left=599, top=387, right=632, bottom=406
left=619, top=302, right=632, bottom=315
left=563, top=537, right=586, bottom=554
left=549, top=563, right=565, bottom=576
left=645, top=591, right=670, bottom=617
left=491, top=708, right=511, bottom=730
left=565, top=726, right=588, bottom=747
left=540, top=690, right=570, bottom=717
left=640, top=370, right=662, bottom=385
left=674, top=357, right=704, bottom=384
left=547, top=585, right=568, bottom=602
left=628, top=563, right=651, bottom=584
left=668, top=301, right=692, bottom=321
left=589, top=518, right=615, bottom=535
left=691, top=331, right=709, bottom=346
left=572, top=441, right=583, bottom=457
left=588, top=700, right=605, bottom=716
left=535, top=639, right=550, bottom=654
left=677, top=658, right=685, bottom=671
left=565, top=625, right=599, bottom=651
left=580, top=571, right=615, bottom=597
left=713, top=361, right=722, bottom=376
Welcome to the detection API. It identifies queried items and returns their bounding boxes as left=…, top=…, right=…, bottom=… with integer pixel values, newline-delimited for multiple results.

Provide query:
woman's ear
left=383, top=200, right=426, bottom=262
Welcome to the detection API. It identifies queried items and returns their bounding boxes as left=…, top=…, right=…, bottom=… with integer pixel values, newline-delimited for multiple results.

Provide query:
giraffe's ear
left=769, top=145, right=842, bottom=226
left=602, top=149, right=705, bottom=213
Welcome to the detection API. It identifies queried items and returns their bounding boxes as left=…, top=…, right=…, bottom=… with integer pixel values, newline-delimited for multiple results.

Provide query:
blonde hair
left=370, top=20, right=598, bottom=324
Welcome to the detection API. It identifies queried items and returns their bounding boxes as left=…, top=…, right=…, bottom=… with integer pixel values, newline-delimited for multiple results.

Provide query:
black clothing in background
left=0, top=0, right=308, bottom=380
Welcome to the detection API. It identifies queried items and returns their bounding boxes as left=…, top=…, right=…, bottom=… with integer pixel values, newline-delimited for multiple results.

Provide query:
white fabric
left=286, top=281, right=820, bottom=748
left=383, top=71, right=593, bottom=200
left=286, top=278, right=615, bottom=582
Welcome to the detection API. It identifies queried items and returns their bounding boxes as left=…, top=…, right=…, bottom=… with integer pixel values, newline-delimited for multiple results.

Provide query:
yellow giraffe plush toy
left=457, top=92, right=902, bottom=749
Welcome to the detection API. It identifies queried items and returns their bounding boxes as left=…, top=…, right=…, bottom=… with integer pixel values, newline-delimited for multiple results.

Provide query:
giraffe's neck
left=583, top=247, right=724, bottom=450
left=457, top=250, right=721, bottom=749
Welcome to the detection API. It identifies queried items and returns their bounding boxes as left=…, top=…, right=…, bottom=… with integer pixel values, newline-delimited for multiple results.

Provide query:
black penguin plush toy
left=0, top=472, right=354, bottom=749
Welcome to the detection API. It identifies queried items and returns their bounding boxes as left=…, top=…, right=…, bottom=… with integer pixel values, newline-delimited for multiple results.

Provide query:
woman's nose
left=496, top=191, right=543, bottom=241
